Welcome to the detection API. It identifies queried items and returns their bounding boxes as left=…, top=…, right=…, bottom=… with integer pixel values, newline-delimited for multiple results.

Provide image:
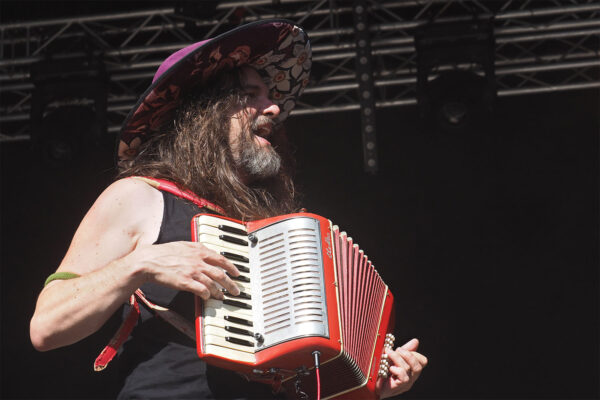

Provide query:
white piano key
left=204, top=325, right=255, bottom=343
left=196, top=224, right=246, bottom=238
left=195, top=215, right=247, bottom=232
left=204, top=299, right=253, bottom=317
left=204, top=344, right=256, bottom=363
left=198, top=234, right=250, bottom=254
left=204, top=333, right=255, bottom=352
left=204, top=307, right=254, bottom=327
left=204, top=315, right=253, bottom=332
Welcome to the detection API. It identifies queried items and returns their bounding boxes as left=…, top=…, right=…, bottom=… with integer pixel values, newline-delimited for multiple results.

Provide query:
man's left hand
left=376, top=338, right=428, bottom=399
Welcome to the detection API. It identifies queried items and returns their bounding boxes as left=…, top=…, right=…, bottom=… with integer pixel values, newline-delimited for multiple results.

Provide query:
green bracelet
left=44, top=272, right=81, bottom=287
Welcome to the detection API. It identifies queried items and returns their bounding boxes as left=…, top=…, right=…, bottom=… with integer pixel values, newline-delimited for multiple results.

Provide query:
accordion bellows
left=192, top=212, right=395, bottom=399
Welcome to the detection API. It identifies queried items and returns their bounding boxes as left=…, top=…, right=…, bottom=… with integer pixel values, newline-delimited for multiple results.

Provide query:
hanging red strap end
left=94, top=294, right=140, bottom=371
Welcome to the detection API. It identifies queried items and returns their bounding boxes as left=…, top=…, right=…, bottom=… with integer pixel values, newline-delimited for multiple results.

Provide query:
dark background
left=2, top=88, right=598, bottom=399
left=0, top=2, right=598, bottom=398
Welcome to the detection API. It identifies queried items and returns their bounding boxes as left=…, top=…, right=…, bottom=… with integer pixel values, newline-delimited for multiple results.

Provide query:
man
left=30, top=20, right=427, bottom=399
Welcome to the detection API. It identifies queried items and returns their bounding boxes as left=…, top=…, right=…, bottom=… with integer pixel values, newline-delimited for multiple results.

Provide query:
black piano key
left=234, top=263, right=250, bottom=273
left=224, top=315, right=253, bottom=327
left=227, top=273, right=250, bottom=283
left=225, top=326, right=254, bottom=337
left=221, top=251, right=250, bottom=263
left=218, top=224, right=247, bottom=236
left=223, top=299, right=252, bottom=309
left=219, top=234, right=248, bottom=246
left=230, top=291, right=252, bottom=300
left=221, top=288, right=251, bottom=300
left=226, top=336, right=254, bottom=347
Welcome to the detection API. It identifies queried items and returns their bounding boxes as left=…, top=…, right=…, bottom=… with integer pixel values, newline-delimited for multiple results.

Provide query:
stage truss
left=1, top=0, right=598, bottom=148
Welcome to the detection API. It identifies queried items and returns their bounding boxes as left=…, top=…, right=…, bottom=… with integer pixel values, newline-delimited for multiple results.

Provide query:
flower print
left=279, top=43, right=312, bottom=80
left=278, top=30, right=295, bottom=50
left=276, top=24, right=293, bottom=45
left=145, top=84, right=181, bottom=111
left=262, top=64, right=278, bottom=85
left=252, top=50, right=286, bottom=69
left=228, top=45, right=251, bottom=66
left=117, top=136, right=142, bottom=160
left=283, top=98, right=295, bottom=113
left=207, top=46, right=223, bottom=64
left=279, top=25, right=305, bottom=50
left=272, top=70, right=290, bottom=92
left=189, top=59, right=205, bottom=79
left=201, top=46, right=224, bottom=81
left=129, top=84, right=181, bottom=131
left=270, top=89, right=283, bottom=101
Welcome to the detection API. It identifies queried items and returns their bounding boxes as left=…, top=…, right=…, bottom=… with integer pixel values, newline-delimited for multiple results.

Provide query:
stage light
left=415, top=20, right=496, bottom=133
left=30, top=58, right=108, bottom=166
left=426, top=69, right=493, bottom=132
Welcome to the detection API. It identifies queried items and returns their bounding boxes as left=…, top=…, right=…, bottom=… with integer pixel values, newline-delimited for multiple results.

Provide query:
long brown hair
left=118, top=68, right=298, bottom=220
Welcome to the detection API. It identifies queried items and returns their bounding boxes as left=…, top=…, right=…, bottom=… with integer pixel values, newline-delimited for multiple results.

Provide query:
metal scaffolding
left=1, top=0, right=598, bottom=143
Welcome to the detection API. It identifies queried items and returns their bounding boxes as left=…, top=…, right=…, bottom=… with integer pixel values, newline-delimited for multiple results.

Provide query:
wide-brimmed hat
left=117, top=19, right=311, bottom=164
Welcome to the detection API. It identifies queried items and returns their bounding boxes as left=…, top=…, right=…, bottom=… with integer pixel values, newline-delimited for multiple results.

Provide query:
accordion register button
left=247, top=233, right=258, bottom=244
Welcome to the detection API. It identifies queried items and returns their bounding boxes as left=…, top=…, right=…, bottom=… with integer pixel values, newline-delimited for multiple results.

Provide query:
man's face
left=228, top=66, right=282, bottom=180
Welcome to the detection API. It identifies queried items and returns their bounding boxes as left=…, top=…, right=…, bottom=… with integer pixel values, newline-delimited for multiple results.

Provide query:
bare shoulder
left=56, top=177, right=164, bottom=275
left=95, top=177, right=162, bottom=213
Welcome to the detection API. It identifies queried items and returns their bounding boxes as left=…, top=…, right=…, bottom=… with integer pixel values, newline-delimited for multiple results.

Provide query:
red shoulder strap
left=131, top=176, right=225, bottom=215
left=95, top=176, right=214, bottom=371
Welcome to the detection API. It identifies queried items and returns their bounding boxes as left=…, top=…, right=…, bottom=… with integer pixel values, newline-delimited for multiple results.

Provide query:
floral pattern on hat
left=118, top=19, right=311, bottom=163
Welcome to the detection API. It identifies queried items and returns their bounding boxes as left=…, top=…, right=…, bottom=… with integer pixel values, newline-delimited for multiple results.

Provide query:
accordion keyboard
left=194, top=215, right=332, bottom=363
left=195, top=215, right=258, bottom=362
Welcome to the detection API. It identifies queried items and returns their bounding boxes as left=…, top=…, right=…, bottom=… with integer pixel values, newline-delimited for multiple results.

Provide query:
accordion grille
left=252, top=218, right=328, bottom=348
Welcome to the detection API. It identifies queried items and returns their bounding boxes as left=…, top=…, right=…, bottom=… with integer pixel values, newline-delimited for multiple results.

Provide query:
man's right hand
left=30, top=178, right=235, bottom=351
left=128, top=241, right=241, bottom=300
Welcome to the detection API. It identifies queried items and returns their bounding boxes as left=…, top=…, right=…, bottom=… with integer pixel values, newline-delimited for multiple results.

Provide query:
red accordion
left=192, top=212, right=395, bottom=399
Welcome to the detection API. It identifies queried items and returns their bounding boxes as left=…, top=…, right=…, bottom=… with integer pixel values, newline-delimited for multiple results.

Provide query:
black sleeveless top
left=116, top=191, right=280, bottom=399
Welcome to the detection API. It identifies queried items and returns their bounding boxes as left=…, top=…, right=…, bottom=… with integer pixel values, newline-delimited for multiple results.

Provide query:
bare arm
left=30, top=178, right=240, bottom=351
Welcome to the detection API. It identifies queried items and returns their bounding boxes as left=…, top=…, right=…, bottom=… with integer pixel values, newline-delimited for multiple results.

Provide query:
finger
left=397, top=348, right=423, bottom=375
left=388, top=365, right=411, bottom=384
left=192, top=272, right=225, bottom=300
left=412, top=351, right=428, bottom=366
left=200, top=248, right=240, bottom=277
left=385, top=347, right=411, bottom=373
left=202, top=264, right=240, bottom=296
left=182, top=278, right=213, bottom=300
left=400, top=338, right=419, bottom=351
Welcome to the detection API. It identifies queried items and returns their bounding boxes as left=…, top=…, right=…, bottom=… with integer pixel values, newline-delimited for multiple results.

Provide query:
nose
left=262, top=99, right=280, bottom=119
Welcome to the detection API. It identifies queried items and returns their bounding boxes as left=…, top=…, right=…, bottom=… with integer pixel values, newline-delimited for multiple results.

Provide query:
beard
left=234, top=117, right=282, bottom=180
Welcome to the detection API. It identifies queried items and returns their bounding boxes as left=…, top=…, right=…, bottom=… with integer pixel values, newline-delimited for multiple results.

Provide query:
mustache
left=251, top=115, right=276, bottom=134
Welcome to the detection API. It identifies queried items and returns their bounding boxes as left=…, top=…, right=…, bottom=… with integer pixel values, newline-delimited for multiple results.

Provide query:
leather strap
left=94, top=177, right=218, bottom=371
left=131, top=176, right=225, bottom=215
left=94, top=294, right=140, bottom=371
